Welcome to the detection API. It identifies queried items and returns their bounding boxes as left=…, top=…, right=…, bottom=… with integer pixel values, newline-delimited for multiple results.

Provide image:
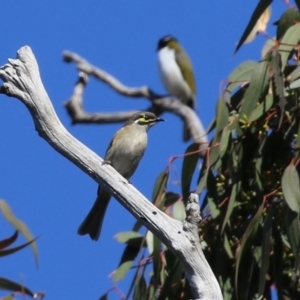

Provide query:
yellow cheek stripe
left=134, top=116, right=151, bottom=125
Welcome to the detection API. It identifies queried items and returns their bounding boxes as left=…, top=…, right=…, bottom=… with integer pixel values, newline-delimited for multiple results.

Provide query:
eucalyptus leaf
left=114, top=231, right=143, bottom=243
left=172, top=201, right=186, bottom=221
left=0, top=231, right=18, bottom=251
left=226, top=61, right=257, bottom=95
left=235, top=0, right=273, bottom=53
left=289, top=64, right=300, bottom=82
left=278, top=23, right=300, bottom=71
left=235, top=205, right=263, bottom=291
left=284, top=207, right=300, bottom=264
left=133, top=274, right=147, bottom=300
left=181, top=143, right=200, bottom=200
left=152, top=170, right=169, bottom=209
left=221, top=182, right=240, bottom=233
left=219, top=126, right=231, bottom=158
left=282, top=163, right=300, bottom=214
left=276, top=8, right=300, bottom=40
left=0, top=200, right=38, bottom=266
left=0, top=277, right=34, bottom=297
left=258, top=208, right=273, bottom=296
left=289, top=77, right=300, bottom=89
left=249, top=93, right=273, bottom=122
left=113, top=233, right=145, bottom=281
left=261, top=37, right=276, bottom=59
left=239, top=60, right=269, bottom=120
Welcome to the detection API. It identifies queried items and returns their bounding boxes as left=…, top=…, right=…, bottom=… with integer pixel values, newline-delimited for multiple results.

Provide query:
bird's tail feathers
left=77, top=188, right=111, bottom=241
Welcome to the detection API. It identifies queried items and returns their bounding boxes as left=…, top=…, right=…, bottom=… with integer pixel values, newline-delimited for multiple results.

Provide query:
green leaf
left=278, top=23, right=300, bottom=71
left=219, top=126, right=231, bottom=158
left=209, top=96, right=229, bottom=169
left=152, top=170, right=169, bottom=209
left=234, top=0, right=273, bottom=54
left=255, top=134, right=267, bottom=192
left=222, top=277, right=234, bottom=300
left=289, top=65, right=300, bottom=83
left=114, top=231, right=143, bottom=244
left=133, top=274, right=147, bottom=300
left=172, top=201, right=186, bottom=221
left=235, top=204, right=264, bottom=291
left=152, top=233, right=161, bottom=293
left=296, top=119, right=300, bottom=147
left=145, top=230, right=154, bottom=255
left=0, top=238, right=38, bottom=258
left=164, top=192, right=180, bottom=208
left=206, top=117, right=216, bottom=135
left=147, top=281, right=155, bottom=300
left=215, top=95, right=229, bottom=135
left=226, top=61, right=257, bottom=94
left=0, top=200, right=38, bottom=266
left=158, top=251, right=184, bottom=300
left=181, top=143, right=199, bottom=200
left=282, top=162, right=300, bottom=214
left=0, top=277, right=34, bottom=297
left=224, top=233, right=234, bottom=259
left=258, top=208, right=273, bottom=296
left=284, top=207, right=300, bottom=265
left=113, top=233, right=145, bottom=282
left=207, top=196, right=220, bottom=219
left=270, top=49, right=285, bottom=126
left=221, top=182, right=240, bottom=233
left=289, top=77, right=300, bottom=89
left=0, top=231, right=18, bottom=251
left=276, top=8, right=300, bottom=40
left=239, top=60, right=269, bottom=121
left=249, top=93, right=273, bottom=122
left=261, top=37, right=276, bottom=59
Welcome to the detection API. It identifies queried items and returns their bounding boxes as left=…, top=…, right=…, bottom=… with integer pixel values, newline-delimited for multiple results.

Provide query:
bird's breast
left=105, top=128, right=148, bottom=179
left=158, top=47, right=192, bottom=101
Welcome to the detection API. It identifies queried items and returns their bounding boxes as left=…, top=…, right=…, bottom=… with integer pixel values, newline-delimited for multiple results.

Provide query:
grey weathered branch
left=63, top=51, right=208, bottom=155
left=0, top=46, right=222, bottom=299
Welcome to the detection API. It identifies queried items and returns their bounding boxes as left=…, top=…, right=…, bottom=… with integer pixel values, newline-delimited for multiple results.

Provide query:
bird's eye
left=136, top=115, right=150, bottom=124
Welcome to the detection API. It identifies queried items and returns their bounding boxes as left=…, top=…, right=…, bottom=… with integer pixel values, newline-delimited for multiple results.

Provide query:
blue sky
left=0, top=1, right=285, bottom=299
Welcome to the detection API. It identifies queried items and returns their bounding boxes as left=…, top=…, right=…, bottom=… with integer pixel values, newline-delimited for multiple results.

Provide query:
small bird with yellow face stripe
left=78, top=111, right=164, bottom=241
left=157, top=35, right=196, bottom=141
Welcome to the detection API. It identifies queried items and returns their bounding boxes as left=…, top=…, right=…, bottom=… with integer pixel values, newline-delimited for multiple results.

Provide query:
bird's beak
left=155, top=117, right=165, bottom=123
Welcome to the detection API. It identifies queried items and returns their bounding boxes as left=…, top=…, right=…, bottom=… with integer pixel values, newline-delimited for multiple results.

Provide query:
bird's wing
left=175, top=49, right=196, bottom=96
left=104, top=128, right=122, bottom=160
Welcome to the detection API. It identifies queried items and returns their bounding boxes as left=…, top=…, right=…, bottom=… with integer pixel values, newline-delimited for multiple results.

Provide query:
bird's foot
left=102, top=159, right=111, bottom=165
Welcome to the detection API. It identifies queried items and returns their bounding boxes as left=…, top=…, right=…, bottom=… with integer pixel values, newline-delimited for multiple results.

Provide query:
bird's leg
left=102, top=159, right=111, bottom=165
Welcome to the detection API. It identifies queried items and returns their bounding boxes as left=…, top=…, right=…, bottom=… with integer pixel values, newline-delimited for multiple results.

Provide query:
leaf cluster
left=105, top=3, right=300, bottom=300
left=0, top=200, right=42, bottom=300
left=198, top=3, right=300, bottom=299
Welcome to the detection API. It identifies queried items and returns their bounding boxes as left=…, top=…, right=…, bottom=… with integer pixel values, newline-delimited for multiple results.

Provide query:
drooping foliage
left=0, top=200, right=42, bottom=299
left=105, top=2, right=300, bottom=299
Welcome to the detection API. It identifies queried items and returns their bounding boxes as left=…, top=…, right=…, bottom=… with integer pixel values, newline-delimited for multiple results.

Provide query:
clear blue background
left=0, top=1, right=285, bottom=299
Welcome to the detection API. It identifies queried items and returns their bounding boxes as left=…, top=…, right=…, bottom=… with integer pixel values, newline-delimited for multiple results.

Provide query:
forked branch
left=63, top=51, right=208, bottom=155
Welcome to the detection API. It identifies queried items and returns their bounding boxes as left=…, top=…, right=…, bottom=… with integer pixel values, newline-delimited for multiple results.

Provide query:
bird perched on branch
left=78, top=111, right=165, bottom=241
left=157, top=35, right=196, bottom=141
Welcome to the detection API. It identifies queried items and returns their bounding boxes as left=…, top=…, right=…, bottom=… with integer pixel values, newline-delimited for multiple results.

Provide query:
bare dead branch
left=63, top=50, right=153, bottom=98
left=63, top=50, right=209, bottom=154
left=0, top=46, right=222, bottom=300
